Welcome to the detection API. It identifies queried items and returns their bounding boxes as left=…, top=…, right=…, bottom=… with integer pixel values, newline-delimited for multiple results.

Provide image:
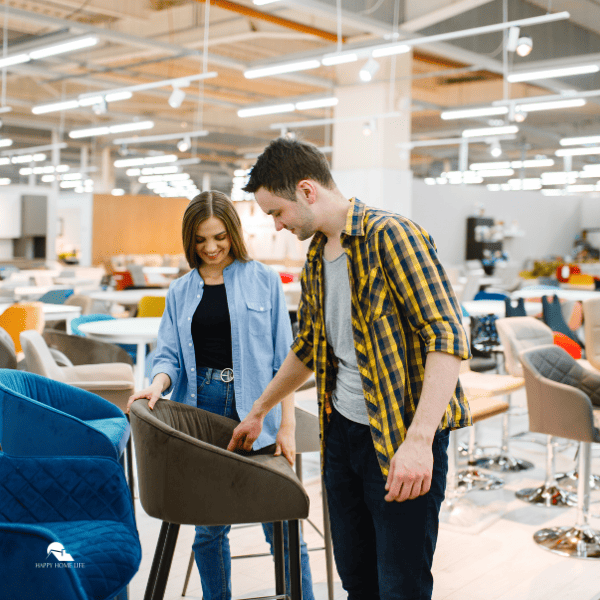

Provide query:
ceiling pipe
left=192, top=0, right=344, bottom=44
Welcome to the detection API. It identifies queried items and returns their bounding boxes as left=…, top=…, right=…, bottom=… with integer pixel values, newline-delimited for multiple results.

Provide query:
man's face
left=254, top=186, right=316, bottom=241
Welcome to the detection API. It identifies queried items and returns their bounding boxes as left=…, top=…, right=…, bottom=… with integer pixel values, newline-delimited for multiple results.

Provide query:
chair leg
left=288, top=520, right=302, bottom=600
left=181, top=550, right=195, bottom=597
left=144, top=522, right=180, bottom=600
left=456, top=424, right=504, bottom=491
left=126, top=436, right=136, bottom=511
left=273, top=521, right=286, bottom=598
left=321, top=480, right=335, bottom=600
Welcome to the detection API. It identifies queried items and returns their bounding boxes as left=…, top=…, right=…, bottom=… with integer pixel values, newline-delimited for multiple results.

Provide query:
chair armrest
left=1, top=396, right=119, bottom=459
left=49, top=347, right=73, bottom=367
left=69, top=380, right=134, bottom=392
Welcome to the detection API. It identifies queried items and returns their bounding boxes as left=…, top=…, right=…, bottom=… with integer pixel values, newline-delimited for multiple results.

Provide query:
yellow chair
left=0, top=302, right=45, bottom=353
left=137, top=296, right=166, bottom=318
left=567, top=273, right=595, bottom=288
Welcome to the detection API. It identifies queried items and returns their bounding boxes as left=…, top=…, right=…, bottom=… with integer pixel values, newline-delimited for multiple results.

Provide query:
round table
left=78, top=317, right=161, bottom=390
left=512, top=288, right=600, bottom=302
left=87, top=288, right=169, bottom=310
left=462, top=300, right=541, bottom=317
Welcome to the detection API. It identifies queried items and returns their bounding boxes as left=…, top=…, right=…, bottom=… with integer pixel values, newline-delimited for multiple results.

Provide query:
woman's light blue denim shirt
left=151, top=259, right=293, bottom=450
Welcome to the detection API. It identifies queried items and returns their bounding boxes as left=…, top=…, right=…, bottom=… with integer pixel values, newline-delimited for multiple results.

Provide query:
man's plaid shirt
left=291, top=198, right=472, bottom=476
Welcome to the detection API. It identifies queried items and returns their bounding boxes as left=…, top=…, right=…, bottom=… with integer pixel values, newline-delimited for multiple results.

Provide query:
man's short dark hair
left=243, top=138, right=335, bottom=200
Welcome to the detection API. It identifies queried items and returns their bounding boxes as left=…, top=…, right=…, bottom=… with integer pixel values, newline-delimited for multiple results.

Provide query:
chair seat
left=467, top=396, right=510, bottom=423
left=460, top=372, right=524, bottom=397
left=63, top=363, right=135, bottom=384
left=86, top=418, right=130, bottom=457
left=48, top=520, right=140, bottom=600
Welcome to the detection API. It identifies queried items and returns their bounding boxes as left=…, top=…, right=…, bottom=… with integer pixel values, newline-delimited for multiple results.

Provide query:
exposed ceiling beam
left=401, top=0, right=497, bottom=32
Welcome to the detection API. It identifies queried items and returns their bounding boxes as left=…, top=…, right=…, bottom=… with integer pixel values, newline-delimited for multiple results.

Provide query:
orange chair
left=0, top=302, right=45, bottom=353
left=137, top=295, right=166, bottom=318
left=553, top=332, right=582, bottom=360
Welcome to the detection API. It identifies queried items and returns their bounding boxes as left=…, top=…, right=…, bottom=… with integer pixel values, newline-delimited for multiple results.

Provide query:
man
left=228, top=138, right=471, bottom=600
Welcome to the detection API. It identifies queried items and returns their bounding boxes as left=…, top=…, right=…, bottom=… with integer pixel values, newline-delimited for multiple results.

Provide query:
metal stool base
left=516, top=484, right=577, bottom=507
left=555, top=469, right=600, bottom=492
left=534, top=526, right=600, bottom=559
left=457, top=468, right=504, bottom=492
left=473, top=453, right=534, bottom=472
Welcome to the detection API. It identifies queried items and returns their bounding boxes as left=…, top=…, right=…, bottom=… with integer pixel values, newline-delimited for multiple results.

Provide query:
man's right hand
left=227, top=412, right=265, bottom=453
left=126, top=382, right=163, bottom=414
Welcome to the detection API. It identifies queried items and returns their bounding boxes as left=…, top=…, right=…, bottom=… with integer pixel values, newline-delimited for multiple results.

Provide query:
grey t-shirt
left=323, top=253, right=370, bottom=425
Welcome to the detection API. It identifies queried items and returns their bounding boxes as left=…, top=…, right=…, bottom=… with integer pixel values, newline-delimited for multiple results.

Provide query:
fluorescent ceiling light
left=138, top=173, right=190, bottom=183
left=0, top=178, right=10, bottom=185
left=114, top=154, right=178, bottom=168
left=0, top=158, right=9, bottom=165
left=112, top=130, right=208, bottom=145
left=28, top=36, right=98, bottom=59
left=11, top=154, right=46, bottom=163
left=462, top=125, right=519, bottom=137
left=469, top=158, right=555, bottom=170
left=507, top=64, right=599, bottom=83
left=582, top=164, right=600, bottom=172
left=441, top=106, right=508, bottom=120
left=560, top=134, right=600, bottom=146
left=0, top=54, right=30, bottom=68
left=518, top=98, right=586, bottom=112
left=77, top=91, right=132, bottom=107
left=477, top=169, right=515, bottom=177
left=567, top=184, right=598, bottom=192
left=556, top=147, right=600, bottom=157
left=69, top=120, right=154, bottom=139
left=244, top=60, right=321, bottom=79
left=2, top=143, right=67, bottom=157
left=238, top=103, right=295, bottom=118
left=470, top=161, right=511, bottom=170
left=0, top=139, right=12, bottom=148
left=295, top=97, right=338, bottom=110
left=372, top=44, right=410, bottom=58
left=33, top=100, right=80, bottom=115
left=321, top=53, right=358, bottom=66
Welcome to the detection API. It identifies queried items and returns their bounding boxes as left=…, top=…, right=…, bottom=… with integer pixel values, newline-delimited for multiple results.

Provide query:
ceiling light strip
left=112, top=130, right=209, bottom=145
left=69, top=121, right=154, bottom=139
left=560, top=134, right=600, bottom=146
left=507, top=64, right=599, bottom=83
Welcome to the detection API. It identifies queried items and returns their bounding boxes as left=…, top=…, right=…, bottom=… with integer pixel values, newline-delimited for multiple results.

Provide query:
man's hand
left=274, top=423, right=296, bottom=466
left=227, top=412, right=265, bottom=453
left=384, top=438, right=433, bottom=502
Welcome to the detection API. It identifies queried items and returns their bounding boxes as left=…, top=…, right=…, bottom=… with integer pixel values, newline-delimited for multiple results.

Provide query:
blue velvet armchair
left=0, top=452, right=141, bottom=600
left=0, top=369, right=129, bottom=460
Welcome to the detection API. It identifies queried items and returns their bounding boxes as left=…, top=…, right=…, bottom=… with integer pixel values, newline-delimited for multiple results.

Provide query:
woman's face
left=195, top=216, right=232, bottom=267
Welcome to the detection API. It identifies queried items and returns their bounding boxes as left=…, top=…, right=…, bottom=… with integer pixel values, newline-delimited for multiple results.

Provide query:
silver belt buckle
left=220, top=368, right=234, bottom=383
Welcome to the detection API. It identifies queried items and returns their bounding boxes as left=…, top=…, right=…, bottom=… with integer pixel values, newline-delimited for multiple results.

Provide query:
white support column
left=94, top=147, right=114, bottom=194
left=46, top=129, right=60, bottom=262
left=202, top=173, right=211, bottom=192
left=330, top=52, right=413, bottom=217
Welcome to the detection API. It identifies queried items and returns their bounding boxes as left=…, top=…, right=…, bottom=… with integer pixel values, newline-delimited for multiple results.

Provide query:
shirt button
left=191, top=394, right=195, bottom=398
left=189, top=343, right=192, bottom=346
left=191, top=367, right=195, bottom=372
left=197, top=294, right=200, bottom=298
left=188, top=317, right=191, bottom=321
left=319, top=368, right=325, bottom=374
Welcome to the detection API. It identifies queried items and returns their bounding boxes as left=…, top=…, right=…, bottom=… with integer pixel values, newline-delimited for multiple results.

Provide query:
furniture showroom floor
left=128, top=387, right=600, bottom=600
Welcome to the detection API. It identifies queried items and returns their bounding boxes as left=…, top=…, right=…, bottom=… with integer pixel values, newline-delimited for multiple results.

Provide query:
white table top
left=87, top=288, right=169, bottom=306
left=0, top=302, right=81, bottom=318
left=511, top=288, right=600, bottom=302
left=142, top=266, right=179, bottom=275
left=462, top=300, right=541, bottom=317
left=78, top=317, right=161, bottom=343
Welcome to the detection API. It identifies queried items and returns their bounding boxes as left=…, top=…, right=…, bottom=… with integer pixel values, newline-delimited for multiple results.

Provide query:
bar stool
left=129, top=398, right=310, bottom=600
left=520, top=345, right=600, bottom=558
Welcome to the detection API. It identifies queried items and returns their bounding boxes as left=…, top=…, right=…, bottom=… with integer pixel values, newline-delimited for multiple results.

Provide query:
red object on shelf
left=553, top=332, right=581, bottom=360
left=113, top=270, right=134, bottom=291
left=279, top=272, right=295, bottom=284
left=556, top=264, right=581, bottom=282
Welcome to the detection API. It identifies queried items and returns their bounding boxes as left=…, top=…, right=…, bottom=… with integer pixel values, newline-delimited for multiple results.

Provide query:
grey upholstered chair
left=0, top=326, right=18, bottom=370
left=129, top=399, right=310, bottom=600
left=519, top=345, right=600, bottom=558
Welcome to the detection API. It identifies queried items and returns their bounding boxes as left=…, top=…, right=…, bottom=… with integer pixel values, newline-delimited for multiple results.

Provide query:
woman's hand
left=126, top=381, right=163, bottom=414
left=274, top=423, right=296, bottom=466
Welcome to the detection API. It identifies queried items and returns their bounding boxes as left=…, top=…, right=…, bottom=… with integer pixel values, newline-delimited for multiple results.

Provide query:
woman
left=127, top=190, right=314, bottom=600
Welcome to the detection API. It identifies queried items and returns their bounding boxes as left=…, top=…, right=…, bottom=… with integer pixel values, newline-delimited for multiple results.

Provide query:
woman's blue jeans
left=192, top=368, right=315, bottom=600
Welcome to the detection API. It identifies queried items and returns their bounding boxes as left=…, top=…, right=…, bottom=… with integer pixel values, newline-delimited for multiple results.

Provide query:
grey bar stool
left=129, top=398, right=310, bottom=600
left=519, top=345, right=600, bottom=558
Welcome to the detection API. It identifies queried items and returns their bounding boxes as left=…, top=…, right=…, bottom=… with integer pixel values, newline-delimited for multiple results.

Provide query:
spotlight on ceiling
left=489, top=140, right=502, bottom=158
left=92, top=99, right=107, bottom=115
left=506, top=27, right=521, bottom=52
left=513, top=108, right=526, bottom=122
left=118, top=144, right=129, bottom=157
left=177, top=136, right=191, bottom=152
left=516, top=36, right=533, bottom=57
left=362, top=119, right=375, bottom=136
left=359, top=58, right=380, bottom=83
left=169, top=86, right=186, bottom=109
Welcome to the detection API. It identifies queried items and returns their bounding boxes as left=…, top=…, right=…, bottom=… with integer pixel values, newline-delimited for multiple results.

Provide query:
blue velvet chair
left=504, top=296, right=527, bottom=317
left=71, top=314, right=137, bottom=360
left=473, top=290, right=510, bottom=301
left=0, top=451, right=141, bottom=600
left=542, top=294, right=584, bottom=348
left=0, top=369, right=129, bottom=461
left=37, top=288, right=74, bottom=304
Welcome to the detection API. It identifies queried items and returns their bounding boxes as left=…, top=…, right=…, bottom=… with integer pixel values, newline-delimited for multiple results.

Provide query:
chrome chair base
left=457, top=468, right=504, bottom=492
left=534, top=525, right=600, bottom=559
left=516, top=484, right=577, bottom=507
left=473, top=453, right=534, bottom=472
left=555, top=469, right=600, bottom=492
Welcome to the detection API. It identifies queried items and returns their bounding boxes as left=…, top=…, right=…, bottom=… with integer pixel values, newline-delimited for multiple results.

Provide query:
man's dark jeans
left=323, top=406, right=450, bottom=600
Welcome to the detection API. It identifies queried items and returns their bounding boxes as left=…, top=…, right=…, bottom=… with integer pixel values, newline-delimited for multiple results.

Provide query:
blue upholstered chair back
left=473, top=290, right=510, bottom=301
left=542, top=294, right=584, bottom=347
left=37, top=288, right=74, bottom=304
left=504, top=296, right=527, bottom=317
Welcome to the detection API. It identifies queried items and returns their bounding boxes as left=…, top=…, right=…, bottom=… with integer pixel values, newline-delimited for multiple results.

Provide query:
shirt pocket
left=357, top=267, right=395, bottom=322
left=246, top=300, right=272, bottom=338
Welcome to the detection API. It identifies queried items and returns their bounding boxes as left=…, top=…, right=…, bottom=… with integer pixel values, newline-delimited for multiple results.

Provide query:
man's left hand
left=384, top=438, right=433, bottom=502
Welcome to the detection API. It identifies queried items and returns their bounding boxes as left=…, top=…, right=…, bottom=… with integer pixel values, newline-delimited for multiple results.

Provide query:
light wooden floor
left=128, top=387, right=600, bottom=600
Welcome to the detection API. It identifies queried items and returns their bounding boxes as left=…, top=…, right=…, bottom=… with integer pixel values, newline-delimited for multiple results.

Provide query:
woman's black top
left=192, top=283, right=233, bottom=370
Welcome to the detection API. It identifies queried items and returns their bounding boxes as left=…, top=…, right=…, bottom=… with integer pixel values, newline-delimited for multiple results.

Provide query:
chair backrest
left=473, top=290, right=509, bottom=301
left=495, top=316, right=554, bottom=377
left=127, top=264, right=147, bottom=287
left=70, top=313, right=116, bottom=337
left=37, top=289, right=74, bottom=305
left=542, top=294, right=583, bottom=347
left=43, top=329, right=134, bottom=367
left=0, top=303, right=45, bottom=353
left=64, top=293, right=96, bottom=314
left=0, top=326, right=17, bottom=369
left=137, top=295, right=166, bottom=318
left=504, top=297, right=527, bottom=317
left=519, top=345, right=600, bottom=442
left=583, top=297, right=600, bottom=370
left=19, top=330, right=65, bottom=381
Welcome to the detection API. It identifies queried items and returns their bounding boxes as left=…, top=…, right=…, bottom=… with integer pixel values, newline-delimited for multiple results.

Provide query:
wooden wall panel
left=91, top=194, right=189, bottom=268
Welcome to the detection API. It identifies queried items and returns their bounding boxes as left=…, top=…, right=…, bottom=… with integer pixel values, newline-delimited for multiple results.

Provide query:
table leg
left=135, top=342, right=147, bottom=390
left=66, top=315, right=73, bottom=335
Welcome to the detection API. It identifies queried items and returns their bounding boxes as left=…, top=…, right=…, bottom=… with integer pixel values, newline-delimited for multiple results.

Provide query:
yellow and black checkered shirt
left=291, top=198, right=472, bottom=476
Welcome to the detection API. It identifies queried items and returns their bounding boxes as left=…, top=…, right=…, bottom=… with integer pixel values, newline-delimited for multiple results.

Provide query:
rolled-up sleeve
left=291, top=267, right=316, bottom=371
left=150, top=287, right=181, bottom=394
left=270, top=269, right=293, bottom=375
left=378, top=219, right=471, bottom=360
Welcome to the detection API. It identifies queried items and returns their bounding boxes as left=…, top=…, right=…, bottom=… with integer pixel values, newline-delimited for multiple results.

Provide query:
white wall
left=410, top=180, right=583, bottom=269
left=56, top=192, right=93, bottom=267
